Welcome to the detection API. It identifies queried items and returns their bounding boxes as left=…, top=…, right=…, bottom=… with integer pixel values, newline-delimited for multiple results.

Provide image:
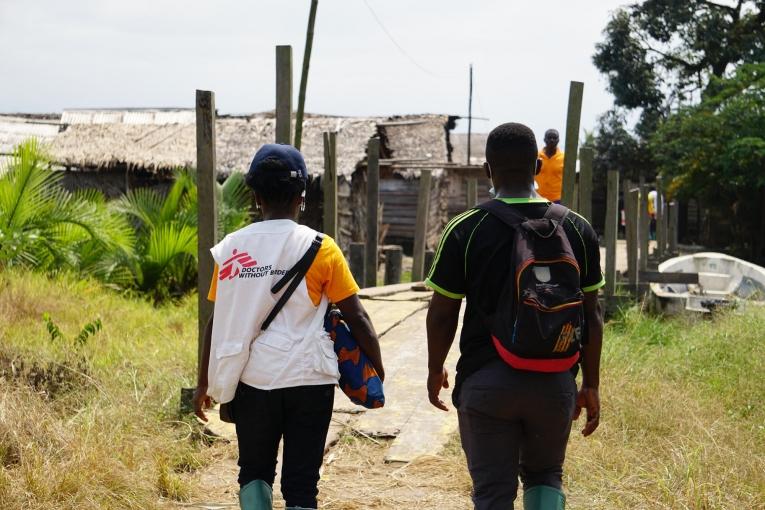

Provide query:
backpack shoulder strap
left=543, top=203, right=570, bottom=224
left=261, top=233, right=324, bottom=331
left=476, top=199, right=527, bottom=228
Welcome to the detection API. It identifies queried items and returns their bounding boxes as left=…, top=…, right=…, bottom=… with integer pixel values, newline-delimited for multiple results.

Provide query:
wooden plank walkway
left=185, top=286, right=459, bottom=508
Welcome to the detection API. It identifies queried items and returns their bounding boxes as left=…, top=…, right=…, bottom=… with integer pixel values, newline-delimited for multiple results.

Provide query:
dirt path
left=181, top=285, right=465, bottom=509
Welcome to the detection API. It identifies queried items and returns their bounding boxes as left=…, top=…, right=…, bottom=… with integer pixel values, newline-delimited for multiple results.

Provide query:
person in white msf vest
left=193, top=144, right=385, bottom=510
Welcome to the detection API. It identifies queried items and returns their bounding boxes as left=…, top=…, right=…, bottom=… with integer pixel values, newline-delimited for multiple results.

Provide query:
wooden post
left=384, top=245, right=403, bottom=285
left=350, top=242, right=366, bottom=287
left=626, top=187, right=640, bottom=292
left=275, top=45, right=293, bottom=145
left=639, top=183, right=650, bottom=271
left=655, top=176, right=665, bottom=259
left=604, top=170, right=619, bottom=298
left=424, top=249, right=435, bottom=279
left=365, top=138, right=380, bottom=288
left=294, top=0, right=319, bottom=150
left=322, top=132, right=337, bottom=238
left=411, top=169, right=433, bottom=282
left=466, top=178, right=478, bottom=208
left=578, top=147, right=593, bottom=221
left=195, top=90, right=218, bottom=375
left=669, top=200, right=679, bottom=255
left=560, top=81, right=584, bottom=208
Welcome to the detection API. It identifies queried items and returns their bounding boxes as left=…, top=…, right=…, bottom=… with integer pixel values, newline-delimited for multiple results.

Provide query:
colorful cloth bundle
left=324, top=309, right=385, bottom=409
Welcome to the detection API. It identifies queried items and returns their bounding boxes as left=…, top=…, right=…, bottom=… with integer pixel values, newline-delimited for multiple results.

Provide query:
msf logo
left=219, top=249, right=257, bottom=280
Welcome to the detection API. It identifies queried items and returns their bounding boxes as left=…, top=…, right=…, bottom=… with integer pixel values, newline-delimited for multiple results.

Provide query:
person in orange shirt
left=536, top=129, right=564, bottom=203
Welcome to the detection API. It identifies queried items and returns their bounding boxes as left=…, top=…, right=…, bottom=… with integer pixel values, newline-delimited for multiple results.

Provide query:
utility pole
left=294, top=0, right=319, bottom=150
left=467, top=63, right=473, bottom=164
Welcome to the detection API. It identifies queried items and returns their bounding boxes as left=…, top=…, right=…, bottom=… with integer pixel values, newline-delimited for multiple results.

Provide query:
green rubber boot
left=239, top=480, right=273, bottom=510
left=523, top=485, right=565, bottom=510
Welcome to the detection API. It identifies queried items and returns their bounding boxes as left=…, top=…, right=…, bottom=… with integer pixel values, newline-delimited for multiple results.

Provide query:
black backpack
left=476, top=200, right=584, bottom=372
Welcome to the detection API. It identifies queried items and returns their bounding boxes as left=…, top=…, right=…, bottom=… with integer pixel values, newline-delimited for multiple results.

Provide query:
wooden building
left=46, top=109, right=458, bottom=253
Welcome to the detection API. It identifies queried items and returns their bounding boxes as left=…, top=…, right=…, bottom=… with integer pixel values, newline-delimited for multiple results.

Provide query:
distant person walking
left=536, top=129, right=564, bottom=203
left=425, top=123, right=604, bottom=509
left=193, top=144, right=384, bottom=510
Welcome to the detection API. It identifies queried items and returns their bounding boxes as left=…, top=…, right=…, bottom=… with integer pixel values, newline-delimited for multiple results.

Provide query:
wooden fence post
left=669, top=200, right=679, bottom=255
left=626, top=186, right=640, bottom=292
left=275, top=45, right=293, bottom=145
left=195, top=90, right=218, bottom=376
left=365, top=138, right=380, bottom=288
left=384, top=245, right=403, bottom=285
left=655, top=176, right=665, bottom=259
left=411, top=169, right=433, bottom=282
left=578, top=147, right=593, bottom=221
left=639, top=183, right=650, bottom=271
left=466, top=178, right=478, bottom=208
left=604, top=170, right=619, bottom=298
left=350, top=242, right=366, bottom=287
left=322, top=132, right=337, bottom=238
left=560, top=81, right=584, bottom=208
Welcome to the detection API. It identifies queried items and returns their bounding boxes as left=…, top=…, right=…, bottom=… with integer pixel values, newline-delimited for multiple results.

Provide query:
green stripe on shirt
left=425, top=278, right=465, bottom=299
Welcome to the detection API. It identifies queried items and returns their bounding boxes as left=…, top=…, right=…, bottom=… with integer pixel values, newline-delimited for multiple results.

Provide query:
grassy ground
left=0, top=270, right=208, bottom=509
left=1, top=270, right=764, bottom=509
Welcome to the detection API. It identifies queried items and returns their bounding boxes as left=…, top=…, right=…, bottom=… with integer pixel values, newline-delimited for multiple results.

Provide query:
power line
left=361, top=0, right=441, bottom=78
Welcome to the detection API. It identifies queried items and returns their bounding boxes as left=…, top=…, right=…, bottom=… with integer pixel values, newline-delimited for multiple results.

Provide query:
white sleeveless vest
left=207, top=219, right=339, bottom=403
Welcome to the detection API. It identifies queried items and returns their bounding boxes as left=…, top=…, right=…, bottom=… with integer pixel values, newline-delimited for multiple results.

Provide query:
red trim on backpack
left=492, top=335, right=580, bottom=372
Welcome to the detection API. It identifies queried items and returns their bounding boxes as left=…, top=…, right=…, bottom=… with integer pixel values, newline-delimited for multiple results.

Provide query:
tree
left=651, top=63, right=765, bottom=260
left=594, top=1, right=765, bottom=131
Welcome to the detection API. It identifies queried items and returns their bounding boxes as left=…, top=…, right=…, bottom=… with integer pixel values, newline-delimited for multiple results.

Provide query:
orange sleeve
left=207, top=263, right=219, bottom=302
left=305, top=236, right=360, bottom=306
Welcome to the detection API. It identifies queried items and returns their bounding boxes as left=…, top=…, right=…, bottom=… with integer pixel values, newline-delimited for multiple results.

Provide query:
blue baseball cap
left=247, top=143, right=308, bottom=183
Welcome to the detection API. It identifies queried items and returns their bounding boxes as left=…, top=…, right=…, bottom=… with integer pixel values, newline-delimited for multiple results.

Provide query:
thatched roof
left=49, top=110, right=452, bottom=179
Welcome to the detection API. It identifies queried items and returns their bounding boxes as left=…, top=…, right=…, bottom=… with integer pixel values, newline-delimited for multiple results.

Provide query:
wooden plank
left=365, top=138, right=380, bottom=288
left=560, top=81, right=584, bottom=207
left=639, top=270, right=699, bottom=284
left=604, top=170, right=619, bottom=297
left=626, top=187, right=640, bottom=291
left=578, top=147, right=593, bottom=221
left=466, top=177, right=478, bottom=208
left=411, top=169, right=432, bottom=282
left=275, top=45, right=292, bottom=145
left=195, top=90, right=217, bottom=375
left=294, top=0, right=318, bottom=150
left=322, top=131, right=338, bottom=238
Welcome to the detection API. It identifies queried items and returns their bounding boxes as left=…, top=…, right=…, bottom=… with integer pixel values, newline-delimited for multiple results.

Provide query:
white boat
left=650, top=252, right=765, bottom=314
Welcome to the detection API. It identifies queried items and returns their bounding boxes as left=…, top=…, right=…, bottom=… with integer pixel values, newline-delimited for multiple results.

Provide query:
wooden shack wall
left=379, top=174, right=448, bottom=253
left=445, top=173, right=492, bottom=218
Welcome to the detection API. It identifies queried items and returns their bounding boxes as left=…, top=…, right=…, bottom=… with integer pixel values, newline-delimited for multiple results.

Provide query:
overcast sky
left=0, top=0, right=628, bottom=143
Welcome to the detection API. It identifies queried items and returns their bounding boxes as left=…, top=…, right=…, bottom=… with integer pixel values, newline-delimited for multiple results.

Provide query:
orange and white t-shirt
left=536, top=148, right=565, bottom=202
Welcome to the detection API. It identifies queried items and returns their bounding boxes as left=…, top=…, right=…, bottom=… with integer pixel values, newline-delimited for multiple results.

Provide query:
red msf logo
left=219, top=249, right=257, bottom=280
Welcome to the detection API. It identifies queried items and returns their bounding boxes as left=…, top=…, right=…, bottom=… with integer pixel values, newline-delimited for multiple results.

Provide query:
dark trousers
left=457, top=360, right=577, bottom=510
left=232, top=382, right=334, bottom=509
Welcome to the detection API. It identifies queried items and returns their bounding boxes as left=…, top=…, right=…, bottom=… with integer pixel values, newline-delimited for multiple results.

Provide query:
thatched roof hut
left=51, top=110, right=380, bottom=179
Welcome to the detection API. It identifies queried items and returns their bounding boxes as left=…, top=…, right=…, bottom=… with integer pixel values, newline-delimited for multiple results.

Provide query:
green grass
left=0, top=270, right=206, bottom=509
left=564, top=305, right=765, bottom=509
left=1, top=270, right=764, bottom=509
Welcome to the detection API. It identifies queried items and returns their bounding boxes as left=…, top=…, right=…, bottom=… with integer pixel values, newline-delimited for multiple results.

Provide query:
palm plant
left=116, top=168, right=251, bottom=300
left=0, top=139, right=134, bottom=275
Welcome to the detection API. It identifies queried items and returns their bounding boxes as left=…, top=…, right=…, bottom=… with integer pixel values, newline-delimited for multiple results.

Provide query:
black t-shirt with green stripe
left=425, top=198, right=605, bottom=404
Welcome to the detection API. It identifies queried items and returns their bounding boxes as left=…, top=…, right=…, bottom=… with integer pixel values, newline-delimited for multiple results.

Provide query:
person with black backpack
left=425, top=123, right=604, bottom=510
